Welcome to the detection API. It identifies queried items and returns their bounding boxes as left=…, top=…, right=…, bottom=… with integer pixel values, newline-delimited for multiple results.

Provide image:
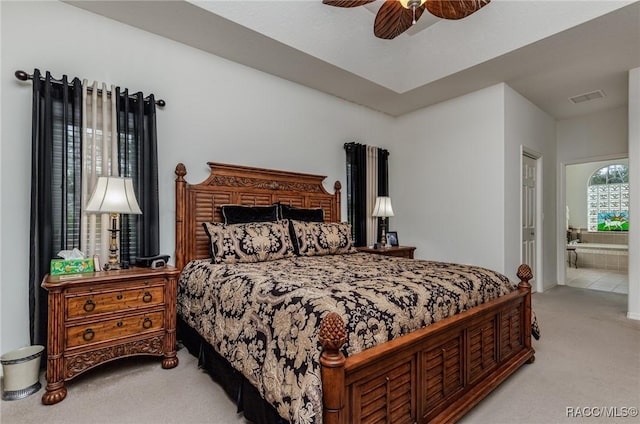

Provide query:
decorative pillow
left=277, top=204, right=325, bottom=254
left=203, top=220, right=294, bottom=264
left=291, top=221, right=356, bottom=257
left=221, top=204, right=279, bottom=224
left=278, top=204, right=324, bottom=222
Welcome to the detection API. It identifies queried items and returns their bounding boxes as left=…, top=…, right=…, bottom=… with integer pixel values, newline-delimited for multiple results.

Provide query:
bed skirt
left=177, top=318, right=287, bottom=424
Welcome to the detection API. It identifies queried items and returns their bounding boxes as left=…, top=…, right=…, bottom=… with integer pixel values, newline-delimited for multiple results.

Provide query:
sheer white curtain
left=366, top=146, right=378, bottom=246
left=80, top=81, right=118, bottom=264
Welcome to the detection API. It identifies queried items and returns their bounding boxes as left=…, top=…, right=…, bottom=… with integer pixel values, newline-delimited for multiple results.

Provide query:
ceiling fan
left=323, top=0, right=491, bottom=39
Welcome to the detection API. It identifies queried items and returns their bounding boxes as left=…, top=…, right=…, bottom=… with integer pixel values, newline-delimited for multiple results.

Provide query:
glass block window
left=587, top=164, right=629, bottom=231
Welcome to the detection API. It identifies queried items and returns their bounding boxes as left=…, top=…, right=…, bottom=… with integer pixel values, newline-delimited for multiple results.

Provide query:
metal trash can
left=1, top=345, right=44, bottom=400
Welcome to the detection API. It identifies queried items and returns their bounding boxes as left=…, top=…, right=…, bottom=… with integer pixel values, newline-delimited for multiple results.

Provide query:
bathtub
left=568, top=243, right=628, bottom=270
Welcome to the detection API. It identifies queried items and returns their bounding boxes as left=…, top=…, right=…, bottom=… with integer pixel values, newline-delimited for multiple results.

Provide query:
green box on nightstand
left=50, top=258, right=95, bottom=275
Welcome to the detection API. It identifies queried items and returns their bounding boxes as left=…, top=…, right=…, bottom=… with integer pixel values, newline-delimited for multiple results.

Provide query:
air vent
left=569, top=90, right=606, bottom=104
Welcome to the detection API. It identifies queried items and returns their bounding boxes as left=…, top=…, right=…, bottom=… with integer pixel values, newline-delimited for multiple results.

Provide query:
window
left=587, top=164, right=629, bottom=231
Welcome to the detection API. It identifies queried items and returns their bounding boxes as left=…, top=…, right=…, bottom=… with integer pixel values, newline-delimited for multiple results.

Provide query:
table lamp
left=85, top=176, right=142, bottom=270
left=372, top=196, right=394, bottom=248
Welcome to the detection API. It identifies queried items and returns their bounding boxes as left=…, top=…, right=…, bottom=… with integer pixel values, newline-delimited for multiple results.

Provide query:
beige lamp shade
left=372, top=196, right=394, bottom=218
left=85, top=177, right=142, bottom=214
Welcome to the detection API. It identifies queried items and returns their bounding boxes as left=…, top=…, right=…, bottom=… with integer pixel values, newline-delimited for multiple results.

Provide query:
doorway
left=562, top=158, right=629, bottom=294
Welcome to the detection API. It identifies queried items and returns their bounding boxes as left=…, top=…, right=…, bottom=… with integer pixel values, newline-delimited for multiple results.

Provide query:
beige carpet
left=2, top=286, right=639, bottom=424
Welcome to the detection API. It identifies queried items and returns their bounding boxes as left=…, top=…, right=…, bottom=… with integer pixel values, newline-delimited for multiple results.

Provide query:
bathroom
left=565, top=159, right=629, bottom=293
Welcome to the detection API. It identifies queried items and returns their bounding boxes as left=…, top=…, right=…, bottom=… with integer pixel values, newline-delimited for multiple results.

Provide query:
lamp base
left=105, top=213, right=121, bottom=271
left=380, top=224, right=388, bottom=248
left=103, top=262, right=121, bottom=271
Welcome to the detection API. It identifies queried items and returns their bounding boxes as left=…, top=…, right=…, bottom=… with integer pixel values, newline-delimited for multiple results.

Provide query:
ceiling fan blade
left=374, top=0, right=425, bottom=40
left=323, top=0, right=377, bottom=7
left=426, top=0, right=490, bottom=20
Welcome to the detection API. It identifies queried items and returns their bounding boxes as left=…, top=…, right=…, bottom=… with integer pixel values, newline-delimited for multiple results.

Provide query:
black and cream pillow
left=203, top=220, right=295, bottom=264
left=276, top=204, right=325, bottom=254
left=291, top=221, right=356, bottom=257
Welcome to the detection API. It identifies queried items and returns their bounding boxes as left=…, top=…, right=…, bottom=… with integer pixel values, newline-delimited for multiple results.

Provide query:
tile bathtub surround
left=569, top=248, right=628, bottom=271
left=576, top=230, right=628, bottom=244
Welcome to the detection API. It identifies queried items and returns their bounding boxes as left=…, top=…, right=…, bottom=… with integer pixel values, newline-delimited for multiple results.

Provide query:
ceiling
left=66, top=0, right=640, bottom=119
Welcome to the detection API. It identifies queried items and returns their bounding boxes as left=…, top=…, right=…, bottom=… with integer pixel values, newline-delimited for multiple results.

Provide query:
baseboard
left=536, top=282, right=558, bottom=293
left=626, top=311, right=640, bottom=320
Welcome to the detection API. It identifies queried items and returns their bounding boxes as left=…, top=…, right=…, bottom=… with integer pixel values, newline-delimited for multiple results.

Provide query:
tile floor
left=565, top=266, right=629, bottom=294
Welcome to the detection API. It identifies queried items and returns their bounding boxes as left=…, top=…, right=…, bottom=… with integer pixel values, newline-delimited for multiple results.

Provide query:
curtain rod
left=14, top=70, right=166, bottom=107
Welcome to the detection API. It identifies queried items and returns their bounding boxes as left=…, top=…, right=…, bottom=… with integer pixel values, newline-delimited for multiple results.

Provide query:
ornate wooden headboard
left=174, top=162, right=341, bottom=269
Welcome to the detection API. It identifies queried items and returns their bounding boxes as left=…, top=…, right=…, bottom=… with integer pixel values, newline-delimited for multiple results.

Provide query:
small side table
left=41, top=266, right=180, bottom=405
left=566, top=246, right=578, bottom=268
left=357, top=245, right=416, bottom=259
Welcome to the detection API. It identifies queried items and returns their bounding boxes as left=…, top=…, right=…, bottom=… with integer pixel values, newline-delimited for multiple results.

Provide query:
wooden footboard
left=319, top=264, right=535, bottom=424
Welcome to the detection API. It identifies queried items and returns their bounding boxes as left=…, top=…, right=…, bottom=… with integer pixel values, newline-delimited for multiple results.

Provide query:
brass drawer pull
left=83, top=299, right=95, bottom=312
left=83, top=328, right=95, bottom=341
left=142, top=318, right=153, bottom=329
left=142, top=291, right=153, bottom=303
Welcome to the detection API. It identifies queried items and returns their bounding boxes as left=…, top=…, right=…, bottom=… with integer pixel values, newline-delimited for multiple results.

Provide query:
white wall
left=628, top=67, right=640, bottom=320
left=0, top=1, right=394, bottom=353
left=504, top=85, right=557, bottom=289
left=557, top=106, right=629, bottom=163
left=392, top=84, right=506, bottom=272
left=566, top=158, right=629, bottom=229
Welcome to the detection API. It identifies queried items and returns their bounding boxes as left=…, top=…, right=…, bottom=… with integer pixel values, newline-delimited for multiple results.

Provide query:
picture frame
left=386, top=231, right=399, bottom=247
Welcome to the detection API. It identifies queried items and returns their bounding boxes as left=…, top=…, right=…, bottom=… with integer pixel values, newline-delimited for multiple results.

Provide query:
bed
left=174, top=162, right=535, bottom=424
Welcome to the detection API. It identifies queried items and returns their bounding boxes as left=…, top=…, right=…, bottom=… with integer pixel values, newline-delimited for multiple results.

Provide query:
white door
left=522, top=154, right=537, bottom=284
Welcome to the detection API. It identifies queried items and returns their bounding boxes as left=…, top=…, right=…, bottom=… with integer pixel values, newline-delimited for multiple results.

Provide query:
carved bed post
left=516, top=264, right=535, bottom=363
left=318, top=312, right=347, bottom=424
left=175, top=163, right=187, bottom=270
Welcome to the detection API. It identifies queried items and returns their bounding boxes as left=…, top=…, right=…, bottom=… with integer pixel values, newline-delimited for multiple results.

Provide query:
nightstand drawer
left=66, top=310, right=164, bottom=348
left=66, top=284, right=164, bottom=318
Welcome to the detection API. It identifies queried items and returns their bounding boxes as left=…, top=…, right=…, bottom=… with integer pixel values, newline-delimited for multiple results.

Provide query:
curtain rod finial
left=156, top=99, right=166, bottom=107
left=15, top=70, right=30, bottom=81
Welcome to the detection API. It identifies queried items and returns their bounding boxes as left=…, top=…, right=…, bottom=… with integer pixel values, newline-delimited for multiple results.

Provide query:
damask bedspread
left=177, top=253, right=517, bottom=424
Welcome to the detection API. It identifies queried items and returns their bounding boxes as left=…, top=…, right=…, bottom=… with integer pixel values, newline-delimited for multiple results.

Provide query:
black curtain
left=345, top=143, right=367, bottom=246
left=344, top=143, right=389, bottom=247
left=377, top=148, right=390, bottom=243
left=117, top=89, right=160, bottom=262
left=29, top=69, right=83, bottom=346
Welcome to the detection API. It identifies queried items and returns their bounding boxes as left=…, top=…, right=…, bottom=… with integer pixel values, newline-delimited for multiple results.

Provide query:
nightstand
left=357, top=245, right=416, bottom=259
left=41, top=266, right=181, bottom=405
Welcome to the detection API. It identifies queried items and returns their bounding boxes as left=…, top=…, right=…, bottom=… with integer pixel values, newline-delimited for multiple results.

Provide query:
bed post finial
left=319, top=312, right=347, bottom=424
left=517, top=264, right=533, bottom=288
left=319, top=312, right=347, bottom=351
left=175, top=163, right=187, bottom=181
